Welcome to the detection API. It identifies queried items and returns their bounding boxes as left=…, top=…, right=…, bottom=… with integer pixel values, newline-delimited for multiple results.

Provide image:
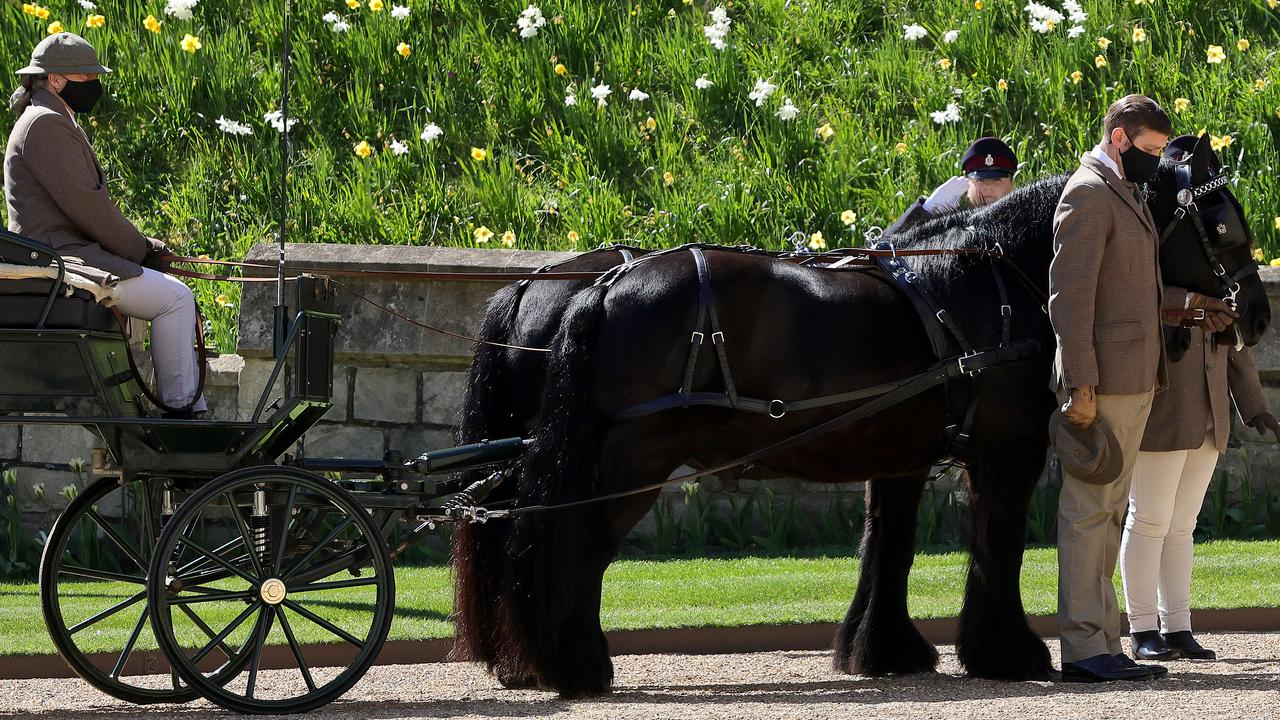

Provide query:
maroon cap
left=962, top=136, right=1017, bottom=178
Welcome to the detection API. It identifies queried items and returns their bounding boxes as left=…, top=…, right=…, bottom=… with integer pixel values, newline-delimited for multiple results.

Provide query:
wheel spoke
left=177, top=604, right=236, bottom=664
left=273, top=484, right=299, bottom=572
left=68, top=590, right=146, bottom=634
left=275, top=607, right=316, bottom=692
left=281, top=516, right=353, bottom=581
left=281, top=598, right=365, bottom=649
left=227, top=493, right=264, bottom=577
left=189, top=601, right=260, bottom=666
left=245, top=606, right=274, bottom=699
left=180, top=537, right=260, bottom=586
left=110, top=606, right=149, bottom=679
left=168, top=590, right=256, bottom=606
left=59, top=564, right=145, bottom=584
left=85, top=509, right=146, bottom=572
left=175, top=535, right=245, bottom=577
left=289, top=577, right=379, bottom=593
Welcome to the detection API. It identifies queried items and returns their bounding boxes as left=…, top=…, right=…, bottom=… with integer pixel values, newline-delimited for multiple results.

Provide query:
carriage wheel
left=39, top=476, right=251, bottom=704
left=147, top=466, right=395, bottom=715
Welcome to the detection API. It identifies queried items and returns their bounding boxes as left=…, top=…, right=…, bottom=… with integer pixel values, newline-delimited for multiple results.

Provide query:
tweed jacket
left=1141, top=330, right=1271, bottom=452
left=1048, top=152, right=1174, bottom=396
left=4, top=88, right=156, bottom=285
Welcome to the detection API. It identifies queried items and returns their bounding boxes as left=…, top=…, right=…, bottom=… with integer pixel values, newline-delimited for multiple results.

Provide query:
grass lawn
left=5, top=540, right=1279, bottom=657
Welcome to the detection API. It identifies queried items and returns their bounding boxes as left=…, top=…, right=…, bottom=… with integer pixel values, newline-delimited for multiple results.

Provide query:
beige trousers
left=1057, top=388, right=1155, bottom=663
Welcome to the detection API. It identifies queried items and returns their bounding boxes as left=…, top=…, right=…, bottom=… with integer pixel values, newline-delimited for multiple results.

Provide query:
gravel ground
left=3, top=633, right=1279, bottom=719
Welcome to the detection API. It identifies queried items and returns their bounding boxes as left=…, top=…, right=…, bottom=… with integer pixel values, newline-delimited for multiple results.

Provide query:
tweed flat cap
left=1049, top=410, right=1124, bottom=486
left=16, top=33, right=111, bottom=75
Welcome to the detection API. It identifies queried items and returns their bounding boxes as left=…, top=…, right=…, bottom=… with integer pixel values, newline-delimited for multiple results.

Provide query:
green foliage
left=4, top=1, right=1280, bottom=346
left=711, top=490, right=756, bottom=552
left=1026, top=478, right=1060, bottom=545
left=681, top=481, right=714, bottom=552
left=635, top=494, right=683, bottom=555
left=803, top=487, right=865, bottom=549
left=751, top=487, right=798, bottom=554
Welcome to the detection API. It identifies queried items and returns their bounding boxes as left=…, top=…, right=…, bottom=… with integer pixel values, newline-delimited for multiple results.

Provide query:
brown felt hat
left=1050, top=410, right=1124, bottom=486
left=16, top=33, right=111, bottom=76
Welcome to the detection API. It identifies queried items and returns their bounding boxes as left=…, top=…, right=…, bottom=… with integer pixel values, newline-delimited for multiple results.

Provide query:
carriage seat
left=0, top=267, right=119, bottom=332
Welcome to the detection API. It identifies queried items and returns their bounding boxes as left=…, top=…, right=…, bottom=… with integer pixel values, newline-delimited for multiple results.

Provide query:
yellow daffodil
left=645, top=116, right=657, bottom=130
left=1269, top=0, right=1278, bottom=9
left=1174, top=97, right=1190, bottom=112
left=1070, top=71, right=1083, bottom=84
left=1131, top=27, right=1146, bottom=43
left=1237, top=38, right=1249, bottom=52
left=143, top=14, right=162, bottom=33
left=996, top=78, right=1008, bottom=91
left=1254, top=248, right=1266, bottom=263
left=346, top=0, right=360, bottom=7
left=1097, top=37, right=1111, bottom=50
left=85, top=14, right=104, bottom=29
left=1206, top=44, right=1226, bottom=64
left=808, top=232, right=827, bottom=251
left=1257, top=79, right=1268, bottom=92
left=21, top=4, right=34, bottom=17
left=500, top=230, right=516, bottom=247
left=180, top=33, right=202, bottom=53
left=1273, top=217, right=1280, bottom=230
left=369, top=0, right=384, bottom=11
left=36, top=6, right=49, bottom=20
left=1209, top=134, right=1233, bottom=152
left=816, top=123, right=835, bottom=141
left=397, top=42, right=411, bottom=58
left=1196, top=127, right=1207, bottom=137
left=841, top=210, right=856, bottom=226
left=471, top=147, right=488, bottom=161
left=554, top=63, right=567, bottom=76
left=662, top=171, right=675, bottom=186
left=1271, top=258, right=1280, bottom=267
left=938, top=58, right=952, bottom=70
left=46, top=20, right=62, bottom=35
left=895, top=142, right=908, bottom=155
left=354, top=140, right=373, bottom=158
left=974, top=0, right=984, bottom=9
left=567, top=230, right=581, bottom=243
left=1095, top=55, right=1108, bottom=68
left=215, top=293, right=233, bottom=307
left=474, top=226, right=493, bottom=243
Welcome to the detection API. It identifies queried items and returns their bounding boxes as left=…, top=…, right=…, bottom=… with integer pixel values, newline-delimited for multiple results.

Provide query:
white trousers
left=113, top=268, right=207, bottom=412
left=1119, top=436, right=1220, bottom=634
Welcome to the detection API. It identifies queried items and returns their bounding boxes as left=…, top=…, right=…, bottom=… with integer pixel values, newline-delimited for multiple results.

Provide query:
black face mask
left=1119, top=141, right=1160, bottom=184
left=57, top=78, right=103, bottom=113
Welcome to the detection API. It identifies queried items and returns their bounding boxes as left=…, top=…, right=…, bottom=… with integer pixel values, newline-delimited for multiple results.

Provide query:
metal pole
left=273, top=0, right=292, bottom=358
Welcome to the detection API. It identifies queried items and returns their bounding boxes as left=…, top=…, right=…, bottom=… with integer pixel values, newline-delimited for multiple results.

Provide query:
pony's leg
left=834, top=472, right=939, bottom=675
left=957, top=446, right=1054, bottom=680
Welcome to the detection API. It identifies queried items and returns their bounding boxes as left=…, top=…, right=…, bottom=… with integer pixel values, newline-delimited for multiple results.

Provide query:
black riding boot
left=1162, top=631, right=1216, bottom=660
left=1130, top=630, right=1179, bottom=661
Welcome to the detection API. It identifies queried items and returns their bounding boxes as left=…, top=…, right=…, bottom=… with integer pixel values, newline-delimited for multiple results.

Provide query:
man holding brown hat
left=1047, top=95, right=1235, bottom=683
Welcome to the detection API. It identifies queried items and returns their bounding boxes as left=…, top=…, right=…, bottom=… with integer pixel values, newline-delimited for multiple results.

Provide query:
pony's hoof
left=960, top=629, right=1052, bottom=680
left=839, top=620, right=939, bottom=676
left=495, top=670, right=540, bottom=690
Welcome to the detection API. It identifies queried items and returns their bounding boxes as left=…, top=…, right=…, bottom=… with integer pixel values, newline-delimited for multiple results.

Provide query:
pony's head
left=1147, top=133, right=1268, bottom=348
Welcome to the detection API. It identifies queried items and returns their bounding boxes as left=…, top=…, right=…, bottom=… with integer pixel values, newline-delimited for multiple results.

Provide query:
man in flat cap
left=883, top=136, right=1018, bottom=237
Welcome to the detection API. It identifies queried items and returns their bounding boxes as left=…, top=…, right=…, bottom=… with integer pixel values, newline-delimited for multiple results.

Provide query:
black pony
left=456, top=135, right=1266, bottom=695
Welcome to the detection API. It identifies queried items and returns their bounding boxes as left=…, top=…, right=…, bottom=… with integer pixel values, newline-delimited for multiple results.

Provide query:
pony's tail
left=497, top=284, right=614, bottom=692
left=451, top=282, right=525, bottom=667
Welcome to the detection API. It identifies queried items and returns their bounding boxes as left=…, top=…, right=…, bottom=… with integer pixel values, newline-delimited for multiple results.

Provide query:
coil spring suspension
left=440, top=470, right=506, bottom=521
left=251, top=488, right=270, bottom=571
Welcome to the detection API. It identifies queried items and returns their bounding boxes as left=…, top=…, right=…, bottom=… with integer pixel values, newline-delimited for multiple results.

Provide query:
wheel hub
left=259, top=578, right=288, bottom=605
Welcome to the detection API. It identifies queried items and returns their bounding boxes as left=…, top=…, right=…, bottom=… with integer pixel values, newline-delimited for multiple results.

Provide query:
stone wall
left=5, top=245, right=1280, bottom=537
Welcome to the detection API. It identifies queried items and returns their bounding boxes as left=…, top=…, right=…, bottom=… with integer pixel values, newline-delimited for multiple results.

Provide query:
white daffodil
left=322, top=11, right=340, bottom=23
left=215, top=116, right=253, bottom=136
left=1023, top=1, right=1064, bottom=32
left=264, top=110, right=300, bottom=133
left=591, top=83, right=611, bottom=107
left=77, top=0, right=96, bottom=9
left=163, top=0, right=199, bottom=21
left=929, top=102, right=962, bottom=124
left=331, top=20, right=350, bottom=32
left=1068, top=25, right=1085, bottom=38
left=629, top=88, right=650, bottom=102
left=390, top=139, right=409, bottom=156
left=747, top=77, right=777, bottom=106
left=943, top=29, right=959, bottom=44
left=695, top=75, right=714, bottom=90
left=704, top=5, right=732, bottom=50
left=516, top=5, right=546, bottom=39
left=903, top=24, right=927, bottom=41
left=420, top=123, right=443, bottom=143
left=391, top=4, right=410, bottom=19
left=775, top=98, right=799, bottom=121
left=564, top=93, right=577, bottom=106
left=1062, top=0, right=1087, bottom=23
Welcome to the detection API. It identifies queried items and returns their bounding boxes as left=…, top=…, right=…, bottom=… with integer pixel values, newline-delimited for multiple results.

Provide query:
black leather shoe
left=1131, top=630, right=1179, bottom=661
left=1113, top=652, right=1167, bottom=679
left=1162, top=631, right=1216, bottom=660
left=1061, top=654, right=1154, bottom=683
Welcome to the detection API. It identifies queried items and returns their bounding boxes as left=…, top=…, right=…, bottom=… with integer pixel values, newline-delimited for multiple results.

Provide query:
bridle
left=1157, top=163, right=1258, bottom=313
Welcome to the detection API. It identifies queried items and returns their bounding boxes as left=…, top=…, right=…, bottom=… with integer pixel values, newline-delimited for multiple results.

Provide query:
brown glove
left=1185, top=293, right=1236, bottom=333
left=1246, top=413, right=1280, bottom=443
left=1062, top=386, right=1096, bottom=429
left=143, top=237, right=173, bottom=272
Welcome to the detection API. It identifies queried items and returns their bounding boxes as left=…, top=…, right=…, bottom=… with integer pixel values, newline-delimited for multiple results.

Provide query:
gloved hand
left=1246, top=413, right=1280, bottom=443
left=921, top=176, right=970, bottom=214
left=1186, top=292, right=1236, bottom=334
left=1062, top=386, right=1096, bottom=429
left=143, top=237, right=173, bottom=272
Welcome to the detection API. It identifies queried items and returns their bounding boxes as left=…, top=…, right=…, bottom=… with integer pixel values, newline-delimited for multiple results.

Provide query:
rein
left=1158, top=165, right=1259, bottom=314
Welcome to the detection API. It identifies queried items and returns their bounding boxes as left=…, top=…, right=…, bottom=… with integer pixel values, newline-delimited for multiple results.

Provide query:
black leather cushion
left=0, top=278, right=118, bottom=331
